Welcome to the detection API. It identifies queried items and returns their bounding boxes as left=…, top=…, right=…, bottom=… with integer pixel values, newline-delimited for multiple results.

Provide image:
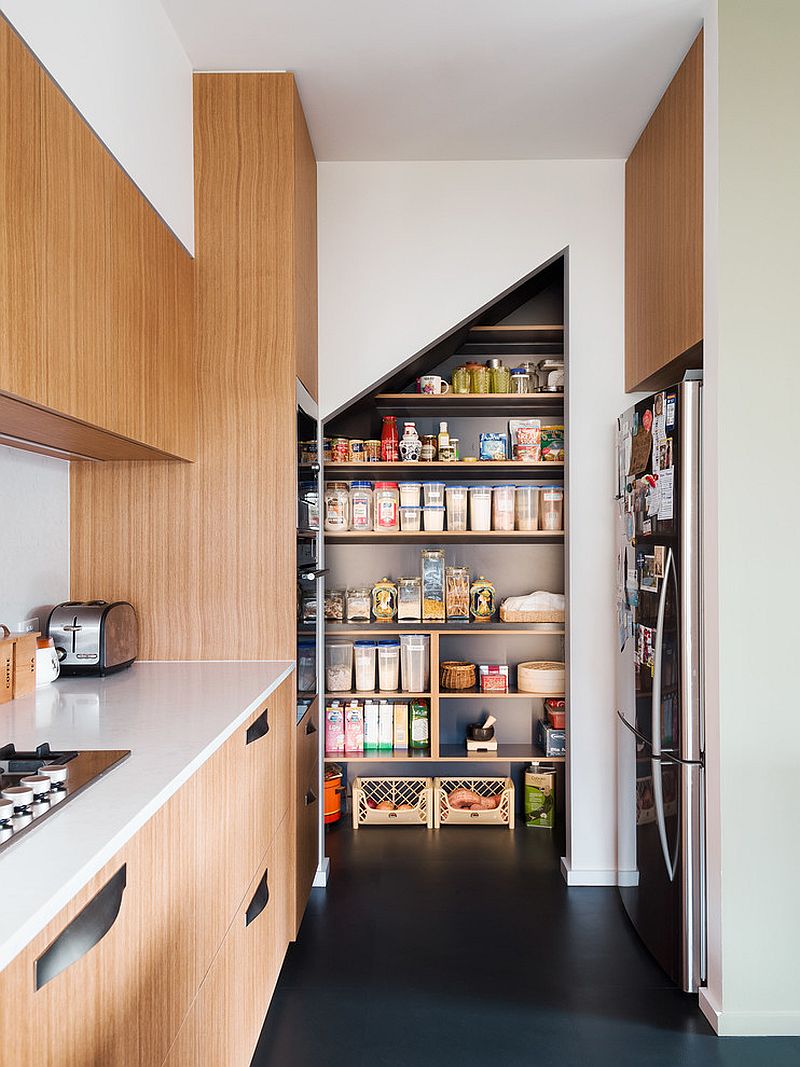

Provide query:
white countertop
left=0, top=660, right=295, bottom=972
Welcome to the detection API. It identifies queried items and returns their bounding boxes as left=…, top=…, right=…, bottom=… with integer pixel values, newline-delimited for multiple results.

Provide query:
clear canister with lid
left=492, top=484, right=516, bottom=531
left=445, top=485, right=468, bottom=531
left=348, top=481, right=374, bottom=531
left=400, top=506, right=421, bottom=531
left=298, top=640, right=316, bottom=693
left=324, top=482, right=350, bottom=532
left=511, top=367, right=531, bottom=393
left=373, top=482, right=400, bottom=531
left=400, top=634, right=431, bottom=692
left=423, top=506, right=445, bottom=532
left=515, top=485, right=540, bottom=531
left=540, top=486, right=564, bottom=531
left=326, top=642, right=353, bottom=692
left=377, top=640, right=401, bottom=691
left=469, top=485, right=493, bottom=531
left=422, top=482, right=446, bottom=508
left=353, top=641, right=377, bottom=691
left=399, top=482, right=422, bottom=508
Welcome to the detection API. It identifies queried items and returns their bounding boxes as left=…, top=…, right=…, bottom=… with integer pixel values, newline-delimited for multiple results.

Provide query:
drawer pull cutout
left=246, top=708, right=270, bottom=744
left=35, top=865, right=127, bottom=990
left=305, top=789, right=317, bottom=806
left=245, top=868, right=270, bottom=927
left=305, top=718, right=317, bottom=736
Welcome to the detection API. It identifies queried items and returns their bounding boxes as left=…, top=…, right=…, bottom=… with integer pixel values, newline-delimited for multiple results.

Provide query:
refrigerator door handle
left=616, top=708, right=651, bottom=749
left=651, top=547, right=675, bottom=758
left=652, top=756, right=679, bottom=882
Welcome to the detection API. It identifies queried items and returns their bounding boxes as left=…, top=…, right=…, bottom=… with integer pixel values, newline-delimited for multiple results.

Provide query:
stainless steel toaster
left=47, top=601, right=138, bottom=676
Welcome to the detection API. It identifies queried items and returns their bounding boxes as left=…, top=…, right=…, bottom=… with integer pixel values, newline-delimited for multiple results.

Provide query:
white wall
left=0, top=446, right=70, bottom=630
left=318, top=160, right=626, bottom=879
left=700, top=0, right=800, bottom=1037
left=0, top=0, right=195, bottom=252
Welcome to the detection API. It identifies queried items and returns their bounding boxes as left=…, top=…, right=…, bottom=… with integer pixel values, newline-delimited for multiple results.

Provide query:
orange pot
left=324, top=765, right=345, bottom=824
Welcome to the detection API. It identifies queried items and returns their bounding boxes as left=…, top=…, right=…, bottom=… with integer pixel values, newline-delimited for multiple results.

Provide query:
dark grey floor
left=252, top=824, right=799, bottom=1067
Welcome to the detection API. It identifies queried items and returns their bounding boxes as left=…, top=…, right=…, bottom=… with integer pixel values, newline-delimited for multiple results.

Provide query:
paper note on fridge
left=658, top=467, right=674, bottom=520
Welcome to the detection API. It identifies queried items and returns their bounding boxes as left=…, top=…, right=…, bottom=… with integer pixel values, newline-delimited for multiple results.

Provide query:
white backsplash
left=0, top=445, right=69, bottom=631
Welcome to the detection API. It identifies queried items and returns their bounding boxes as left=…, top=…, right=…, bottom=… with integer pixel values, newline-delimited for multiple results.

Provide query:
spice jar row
left=326, top=635, right=430, bottom=693
left=324, top=480, right=564, bottom=533
left=324, top=555, right=498, bottom=624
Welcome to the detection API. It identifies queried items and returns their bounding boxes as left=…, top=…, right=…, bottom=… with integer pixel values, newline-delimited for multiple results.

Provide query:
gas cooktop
left=0, top=742, right=130, bottom=856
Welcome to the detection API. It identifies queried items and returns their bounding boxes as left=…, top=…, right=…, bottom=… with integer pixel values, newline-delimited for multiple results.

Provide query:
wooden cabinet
left=295, top=699, right=320, bottom=935
left=625, top=30, right=703, bottom=392
left=0, top=674, right=296, bottom=1067
left=0, top=17, right=194, bottom=461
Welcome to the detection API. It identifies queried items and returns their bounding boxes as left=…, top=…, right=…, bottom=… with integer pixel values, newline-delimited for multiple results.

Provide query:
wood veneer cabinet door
left=293, top=84, right=318, bottom=400
left=294, top=701, right=320, bottom=934
left=163, top=813, right=292, bottom=1067
left=625, top=30, right=703, bottom=392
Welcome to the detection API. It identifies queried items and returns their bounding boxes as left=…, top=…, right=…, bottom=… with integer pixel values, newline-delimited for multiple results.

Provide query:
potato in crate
left=434, top=777, right=515, bottom=829
left=352, top=776, right=434, bottom=828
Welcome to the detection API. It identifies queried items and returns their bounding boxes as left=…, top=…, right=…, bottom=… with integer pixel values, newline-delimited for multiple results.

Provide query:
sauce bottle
left=380, top=416, right=399, bottom=462
left=437, top=421, right=452, bottom=462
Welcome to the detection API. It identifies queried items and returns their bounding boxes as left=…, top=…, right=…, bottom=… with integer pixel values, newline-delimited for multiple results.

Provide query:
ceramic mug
left=36, top=645, right=60, bottom=687
left=419, top=374, right=450, bottom=395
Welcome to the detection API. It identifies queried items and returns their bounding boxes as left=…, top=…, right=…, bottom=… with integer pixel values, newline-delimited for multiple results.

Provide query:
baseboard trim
left=560, top=857, right=618, bottom=886
left=312, top=857, right=330, bottom=889
left=699, top=988, right=800, bottom=1036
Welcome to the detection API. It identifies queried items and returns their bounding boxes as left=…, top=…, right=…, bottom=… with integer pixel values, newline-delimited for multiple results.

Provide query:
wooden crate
left=434, top=777, right=515, bottom=829
left=352, top=776, right=434, bottom=828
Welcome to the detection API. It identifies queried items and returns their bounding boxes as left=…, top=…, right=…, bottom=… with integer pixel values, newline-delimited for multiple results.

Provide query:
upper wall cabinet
left=0, top=18, right=194, bottom=460
left=625, top=30, right=703, bottom=393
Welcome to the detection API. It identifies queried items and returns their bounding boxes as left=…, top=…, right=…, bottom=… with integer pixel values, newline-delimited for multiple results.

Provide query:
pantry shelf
left=439, top=688, right=564, bottom=699
left=324, top=751, right=433, bottom=763
left=325, top=623, right=564, bottom=635
left=438, top=744, right=565, bottom=763
left=373, top=393, right=564, bottom=417
left=325, top=461, right=564, bottom=480
left=325, top=530, right=564, bottom=544
left=326, top=692, right=431, bottom=700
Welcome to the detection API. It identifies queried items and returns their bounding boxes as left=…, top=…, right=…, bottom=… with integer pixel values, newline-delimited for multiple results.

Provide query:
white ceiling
left=161, top=0, right=704, bottom=161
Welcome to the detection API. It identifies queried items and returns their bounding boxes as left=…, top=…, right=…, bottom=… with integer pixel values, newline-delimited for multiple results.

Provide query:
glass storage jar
left=373, top=482, right=400, bottom=531
left=348, top=481, right=373, bottom=531
left=468, top=364, right=489, bottom=393
left=326, top=642, right=353, bottom=692
left=445, top=566, right=471, bottom=622
left=421, top=549, right=446, bottom=622
left=324, top=589, right=345, bottom=622
left=511, top=368, right=531, bottom=393
left=397, top=576, right=422, bottom=622
left=324, top=482, right=350, bottom=532
left=452, top=365, right=471, bottom=394
left=489, top=362, right=512, bottom=394
left=346, top=587, right=371, bottom=624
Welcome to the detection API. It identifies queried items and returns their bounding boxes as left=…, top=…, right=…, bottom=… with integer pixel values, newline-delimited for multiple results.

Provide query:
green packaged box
left=524, top=764, right=555, bottom=829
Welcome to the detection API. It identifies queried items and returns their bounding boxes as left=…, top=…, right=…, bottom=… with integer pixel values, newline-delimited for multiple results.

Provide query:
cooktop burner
left=0, top=742, right=130, bottom=856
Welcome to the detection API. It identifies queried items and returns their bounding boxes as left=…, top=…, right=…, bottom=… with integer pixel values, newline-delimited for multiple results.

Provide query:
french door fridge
left=615, top=372, right=704, bottom=993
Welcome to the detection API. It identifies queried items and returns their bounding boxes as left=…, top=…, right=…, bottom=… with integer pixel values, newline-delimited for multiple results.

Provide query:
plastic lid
left=350, top=481, right=373, bottom=488
left=423, top=505, right=445, bottom=511
left=511, top=367, right=528, bottom=374
left=298, top=640, right=316, bottom=648
left=493, top=484, right=517, bottom=489
left=374, top=482, right=399, bottom=489
left=423, top=481, right=446, bottom=487
left=400, top=505, right=421, bottom=512
left=377, top=640, right=401, bottom=647
left=398, top=482, right=422, bottom=487
left=354, top=640, right=377, bottom=648
left=469, top=484, right=493, bottom=491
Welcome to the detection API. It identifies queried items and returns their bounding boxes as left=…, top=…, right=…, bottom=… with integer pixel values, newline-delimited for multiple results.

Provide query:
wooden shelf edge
left=439, top=690, right=564, bottom=699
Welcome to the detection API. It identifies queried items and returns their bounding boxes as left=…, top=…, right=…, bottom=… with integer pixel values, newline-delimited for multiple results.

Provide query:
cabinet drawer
left=164, top=812, right=292, bottom=1067
left=295, top=701, right=320, bottom=934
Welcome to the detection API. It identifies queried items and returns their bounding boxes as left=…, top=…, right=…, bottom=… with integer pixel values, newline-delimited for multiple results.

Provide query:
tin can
left=322, top=437, right=333, bottom=463
left=365, top=439, right=382, bottom=462
left=421, top=434, right=437, bottom=462
left=331, top=437, right=349, bottom=463
left=349, top=439, right=366, bottom=462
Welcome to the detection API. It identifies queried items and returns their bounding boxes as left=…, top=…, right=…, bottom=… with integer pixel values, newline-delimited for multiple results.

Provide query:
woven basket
left=499, top=604, right=564, bottom=624
left=440, top=661, right=477, bottom=690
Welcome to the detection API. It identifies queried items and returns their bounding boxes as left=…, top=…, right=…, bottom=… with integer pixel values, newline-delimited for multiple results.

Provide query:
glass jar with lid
left=511, top=367, right=531, bottom=393
left=452, top=365, right=471, bottom=394
left=373, top=482, right=400, bottom=531
left=346, top=587, right=371, bottom=623
left=421, top=549, right=446, bottom=622
left=324, top=482, right=350, bottom=532
left=371, top=577, right=398, bottom=622
left=348, top=481, right=374, bottom=531
left=470, top=576, right=496, bottom=621
left=445, top=566, right=470, bottom=622
left=397, top=576, right=422, bottom=622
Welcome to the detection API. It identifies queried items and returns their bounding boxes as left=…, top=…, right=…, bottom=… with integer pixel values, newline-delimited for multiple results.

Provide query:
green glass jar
left=452, top=365, right=471, bottom=394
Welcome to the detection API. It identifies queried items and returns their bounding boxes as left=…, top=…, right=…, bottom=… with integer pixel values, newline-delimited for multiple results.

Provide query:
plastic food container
left=377, top=640, right=401, bottom=691
left=540, top=487, right=564, bottom=531
left=400, top=634, right=431, bottom=692
left=492, top=485, right=516, bottom=531
left=298, top=640, right=316, bottom=693
left=374, top=482, right=400, bottom=531
left=400, top=506, right=421, bottom=532
left=445, top=486, right=468, bottom=531
left=469, top=486, right=492, bottom=531
left=422, top=482, right=446, bottom=507
left=353, top=641, right=377, bottom=692
left=349, top=481, right=374, bottom=531
left=326, top=642, right=353, bottom=692
left=515, top=485, right=539, bottom=531
left=324, top=482, right=350, bottom=532
left=398, top=482, right=422, bottom=507
left=423, top=506, right=445, bottom=532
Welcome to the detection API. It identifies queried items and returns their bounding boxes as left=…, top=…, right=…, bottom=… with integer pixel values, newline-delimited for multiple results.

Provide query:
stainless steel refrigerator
left=615, top=371, right=704, bottom=993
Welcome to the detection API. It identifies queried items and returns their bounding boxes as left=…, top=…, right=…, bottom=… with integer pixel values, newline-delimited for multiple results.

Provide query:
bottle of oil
left=437, top=421, right=452, bottom=462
